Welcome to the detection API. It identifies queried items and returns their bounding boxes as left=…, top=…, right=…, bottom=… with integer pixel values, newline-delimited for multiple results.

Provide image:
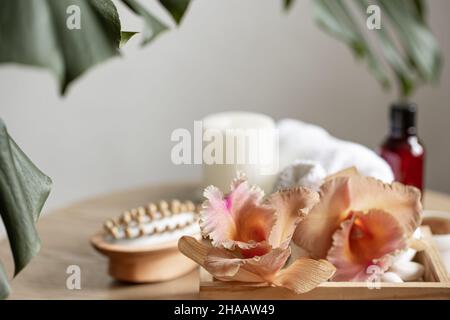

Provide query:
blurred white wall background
left=1, top=0, right=449, bottom=215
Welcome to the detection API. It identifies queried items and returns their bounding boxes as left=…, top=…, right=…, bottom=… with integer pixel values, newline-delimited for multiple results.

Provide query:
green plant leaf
left=313, top=0, right=390, bottom=89
left=0, top=119, right=52, bottom=298
left=313, top=0, right=442, bottom=98
left=355, top=0, right=415, bottom=97
left=378, top=0, right=442, bottom=83
left=0, top=264, right=10, bottom=300
left=408, top=0, right=427, bottom=23
left=284, top=0, right=295, bottom=10
left=122, top=0, right=168, bottom=46
left=0, top=0, right=170, bottom=94
left=91, top=0, right=122, bottom=48
left=158, top=0, right=192, bottom=24
left=0, top=0, right=121, bottom=94
left=120, top=31, right=139, bottom=48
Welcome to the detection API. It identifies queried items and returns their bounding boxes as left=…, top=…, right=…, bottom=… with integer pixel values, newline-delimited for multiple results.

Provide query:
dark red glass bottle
left=378, top=103, right=425, bottom=192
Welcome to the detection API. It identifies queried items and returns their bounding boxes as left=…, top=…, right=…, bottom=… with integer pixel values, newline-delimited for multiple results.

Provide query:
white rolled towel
left=277, top=119, right=394, bottom=183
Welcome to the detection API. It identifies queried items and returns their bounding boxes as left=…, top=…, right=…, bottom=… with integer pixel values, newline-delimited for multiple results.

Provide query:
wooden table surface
left=1, top=184, right=450, bottom=300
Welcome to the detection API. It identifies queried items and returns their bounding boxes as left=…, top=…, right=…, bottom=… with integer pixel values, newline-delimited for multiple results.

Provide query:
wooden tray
left=199, top=227, right=450, bottom=299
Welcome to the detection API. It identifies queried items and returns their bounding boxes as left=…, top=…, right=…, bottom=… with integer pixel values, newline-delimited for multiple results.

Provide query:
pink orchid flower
left=293, top=174, right=422, bottom=281
left=179, top=173, right=336, bottom=293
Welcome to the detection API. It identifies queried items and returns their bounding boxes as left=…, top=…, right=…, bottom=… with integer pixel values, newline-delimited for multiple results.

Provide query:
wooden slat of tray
left=418, top=228, right=449, bottom=283
left=199, top=227, right=450, bottom=300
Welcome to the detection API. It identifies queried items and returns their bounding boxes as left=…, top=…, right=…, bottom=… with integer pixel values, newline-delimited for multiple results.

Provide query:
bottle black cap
left=390, top=102, right=417, bottom=136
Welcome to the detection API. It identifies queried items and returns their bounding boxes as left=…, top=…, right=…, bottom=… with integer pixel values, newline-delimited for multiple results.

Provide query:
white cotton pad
left=381, top=272, right=404, bottom=283
left=274, top=160, right=326, bottom=191
left=389, top=261, right=425, bottom=281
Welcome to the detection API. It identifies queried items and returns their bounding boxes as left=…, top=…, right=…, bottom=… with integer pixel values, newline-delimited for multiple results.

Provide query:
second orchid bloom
left=179, top=170, right=422, bottom=293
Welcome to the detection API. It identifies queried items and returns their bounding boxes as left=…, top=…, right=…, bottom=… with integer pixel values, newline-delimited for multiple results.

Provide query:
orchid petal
left=203, top=247, right=264, bottom=282
left=327, top=210, right=406, bottom=281
left=324, top=166, right=359, bottom=181
left=293, top=177, right=351, bottom=258
left=294, top=176, right=421, bottom=258
left=178, top=235, right=209, bottom=266
left=205, top=247, right=291, bottom=282
left=178, top=236, right=291, bottom=283
left=345, top=177, right=422, bottom=236
left=228, top=172, right=265, bottom=218
left=269, top=187, right=319, bottom=249
left=200, top=186, right=236, bottom=248
left=273, top=258, right=336, bottom=294
left=200, top=174, right=275, bottom=252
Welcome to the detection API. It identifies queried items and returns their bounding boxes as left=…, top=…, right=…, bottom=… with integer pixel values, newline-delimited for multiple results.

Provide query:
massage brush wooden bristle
left=103, top=200, right=199, bottom=240
left=90, top=199, right=202, bottom=283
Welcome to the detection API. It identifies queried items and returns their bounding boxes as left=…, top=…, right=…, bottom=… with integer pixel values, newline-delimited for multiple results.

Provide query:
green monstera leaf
left=0, top=0, right=192, bottom=94
left=1, top=0, right=440, bottom=97
left=159, top=0, right=192, bottom=24
left=0, top=119, right=52, bottom=299
left=122, top=0, right=169, bottom=45
left=0, top=0, right=121, bottom=94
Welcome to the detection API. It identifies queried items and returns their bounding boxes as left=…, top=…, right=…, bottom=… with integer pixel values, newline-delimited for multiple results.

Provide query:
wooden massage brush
left=90, top=199, right=201, bottom=283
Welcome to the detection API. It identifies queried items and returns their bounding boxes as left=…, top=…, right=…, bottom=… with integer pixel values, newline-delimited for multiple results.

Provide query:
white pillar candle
left=202, top=111, right=279, bottom=194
